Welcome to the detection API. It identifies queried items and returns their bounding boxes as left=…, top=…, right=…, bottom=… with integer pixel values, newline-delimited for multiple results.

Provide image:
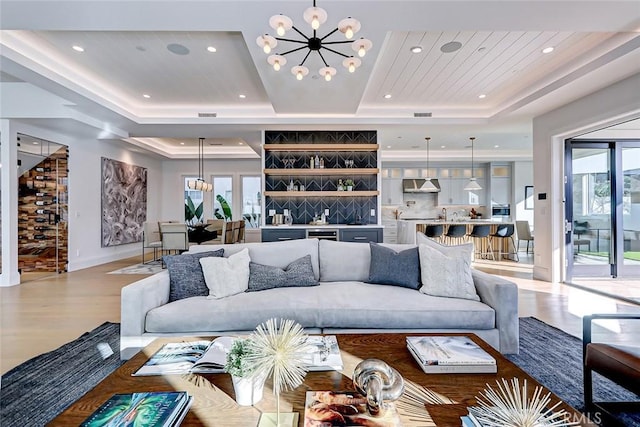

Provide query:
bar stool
left=489, top=224, right=519, bottom=261
left=423, top=224, right=444, bottom=242
left=466, top=224, right=495, bottom=260
left=444, top=224, right=467, bottom=245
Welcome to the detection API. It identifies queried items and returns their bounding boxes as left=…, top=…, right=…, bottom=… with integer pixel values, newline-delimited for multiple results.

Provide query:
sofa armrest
left=120, top=271, right=170, bottom=358
left=472, top=269, right=519, bottom=354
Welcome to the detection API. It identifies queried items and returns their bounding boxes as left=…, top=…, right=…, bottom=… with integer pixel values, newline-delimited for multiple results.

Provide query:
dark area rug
left=508, top=317, right=639, bottom=427
left=0, top=322, right=124, bottom=426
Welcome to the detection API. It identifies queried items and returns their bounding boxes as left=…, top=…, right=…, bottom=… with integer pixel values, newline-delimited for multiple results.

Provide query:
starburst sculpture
left=470, top=378, right=579, bottom=427
left=244, top=318, right=309, bottom=426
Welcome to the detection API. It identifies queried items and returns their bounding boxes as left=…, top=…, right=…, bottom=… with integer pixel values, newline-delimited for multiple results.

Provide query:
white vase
left=347, top=186, right=353, bottom=191
left=232, top=375, right=264, bottom=406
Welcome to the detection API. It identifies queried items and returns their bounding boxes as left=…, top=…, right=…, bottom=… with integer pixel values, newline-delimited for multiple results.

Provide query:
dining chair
left=224, top=221, right=236, bottom=244
left=159, top=222, right=189, bottom=255
left=141, top=221, right=162, bottom=264
left=515, top=220, right=534, bottom=253
left=237, top=220, right=246, bottom=243
left=204, top=219, right=226, bottom=244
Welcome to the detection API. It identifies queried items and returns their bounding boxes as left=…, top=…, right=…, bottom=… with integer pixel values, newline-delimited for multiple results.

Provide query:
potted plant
left=225, top=339, right=264, bottom=406
left=344, top=179, right=355, bottom=191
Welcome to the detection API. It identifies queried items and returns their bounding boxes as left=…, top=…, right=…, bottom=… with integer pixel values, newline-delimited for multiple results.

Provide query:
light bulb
left=277, top=23, right=285, bottom=36
left=273, top=61, right=280, bottom=71
left=348, top=62, right=355, bottom=73
left=325, top=72, right=332, bottom=81
left=297, top=71, right=303, bottom=80
left=263, top=43, right=271, bottom=54
left=345, top=27, right=354, bottom=39
left=358, top=45, right=366, bottom=57
left=311, top=16, right=320, bottom=30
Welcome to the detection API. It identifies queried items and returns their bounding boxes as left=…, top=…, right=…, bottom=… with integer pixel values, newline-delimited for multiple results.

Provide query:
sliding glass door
left=565, top=140, right=640, bottom=279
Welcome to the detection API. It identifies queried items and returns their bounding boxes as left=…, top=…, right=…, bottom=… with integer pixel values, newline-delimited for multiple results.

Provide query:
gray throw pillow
left=164, top=249, right=224, bottom=302
left=368, top=242, right=420, bottom=290
left=247, top=255, right=318, bottom=292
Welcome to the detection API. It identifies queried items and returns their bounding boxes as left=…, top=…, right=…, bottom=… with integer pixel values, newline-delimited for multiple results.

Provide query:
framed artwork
left=101, top=157, right=147, bottom=247
left=525, top=185, right=534, bottom=210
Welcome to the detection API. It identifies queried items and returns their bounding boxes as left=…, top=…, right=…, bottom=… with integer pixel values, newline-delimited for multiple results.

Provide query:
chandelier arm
left=321, top=46, right=350, bottom=58
left=322, top=40, right=355, bottom=45
left=320, top=27, right=340, bottom=40
left=275, top=37, right=308, bottom=44
left=280, top=45, right=309, bottom=56
left=317, top=50, right=330, bottom=67
left=299, top=49, right=313, bottom=66
left=291, top=25, right=310, bottom=41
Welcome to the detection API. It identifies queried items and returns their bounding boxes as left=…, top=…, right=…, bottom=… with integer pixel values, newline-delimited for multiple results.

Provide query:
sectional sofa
left=120, top=238, right=519, bottom=359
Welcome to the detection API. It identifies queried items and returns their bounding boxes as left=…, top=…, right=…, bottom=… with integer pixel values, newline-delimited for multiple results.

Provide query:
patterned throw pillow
left=367, top=242, right=421, bottom=290
left=247, top=255, right=318, bottom=292
left=163, top=249, right=224, bottom=302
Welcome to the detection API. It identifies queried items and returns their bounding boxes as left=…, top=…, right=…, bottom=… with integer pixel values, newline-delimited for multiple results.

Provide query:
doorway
left=17, top=135, right=69, bottom=281
left=565, top=139, right=640, bottom=282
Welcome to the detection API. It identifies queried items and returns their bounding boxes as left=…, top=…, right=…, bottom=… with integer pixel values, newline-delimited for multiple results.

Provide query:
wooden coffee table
left=50, top=333, right=594, bottom=426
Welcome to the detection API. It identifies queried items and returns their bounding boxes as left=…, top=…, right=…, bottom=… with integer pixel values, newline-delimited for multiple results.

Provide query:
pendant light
left=420, top=136, right=437, bottom=191
left=187, top=138, right=212, bottom=192
left=463, top=136, right=482, bottom=191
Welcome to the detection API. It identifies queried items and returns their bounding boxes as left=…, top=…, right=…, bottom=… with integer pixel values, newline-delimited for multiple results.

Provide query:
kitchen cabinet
left=438, top=168, right=486, bottom=206
left=490, top=164, right=512, bottom=205
left=339, top=227, right=382, bottom=243
left=261, top=228, right=306, bottom=242
left=381, top=178, right=403, bottom=205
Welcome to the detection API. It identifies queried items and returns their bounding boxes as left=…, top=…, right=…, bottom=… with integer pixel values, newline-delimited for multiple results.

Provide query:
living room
left=1, top=1, right=640, bottom=425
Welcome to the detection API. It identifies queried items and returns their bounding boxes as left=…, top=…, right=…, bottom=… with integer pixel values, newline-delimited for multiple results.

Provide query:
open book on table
left=133, top=337, right=237, bottom=376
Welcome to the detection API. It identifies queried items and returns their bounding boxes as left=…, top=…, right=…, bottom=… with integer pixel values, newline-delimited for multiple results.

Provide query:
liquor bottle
left=310, top=156, right=315, bottom=169
left=35, top=167, right=51, bottom=172
left=320, top=157, right=325, bottom=168
left=36, top=209, right=52, bottom=214
left=315, top=154, right=320, bottom=167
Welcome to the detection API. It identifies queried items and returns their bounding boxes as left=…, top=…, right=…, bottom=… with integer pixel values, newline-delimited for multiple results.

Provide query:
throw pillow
left=417, top=239, right=479, bottom=301
left=247, top=255, right=318, bottom=292
left=367, top=243, right=420, bottom=290
left=200, top=248, right=251, bottom=299
left=164, top=249, right=224, bottom=302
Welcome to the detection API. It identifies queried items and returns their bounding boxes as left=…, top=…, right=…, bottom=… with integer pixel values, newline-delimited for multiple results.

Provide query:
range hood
left=402, top=179, right=441, bottom=193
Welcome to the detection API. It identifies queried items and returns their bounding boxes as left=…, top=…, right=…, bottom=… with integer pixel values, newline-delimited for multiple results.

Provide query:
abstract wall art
left=101, top=157, right=147, bottom=247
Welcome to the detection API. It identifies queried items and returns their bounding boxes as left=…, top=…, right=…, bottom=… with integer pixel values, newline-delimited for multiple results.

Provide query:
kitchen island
left=397, top=219, right=517, bottom=259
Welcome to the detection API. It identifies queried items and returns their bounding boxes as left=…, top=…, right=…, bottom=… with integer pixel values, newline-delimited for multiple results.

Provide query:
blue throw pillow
left=368, top=243, right=420, bottom=290
left=247, top=255, right=318, bottom=292
left=164, top=249, right=224, bottom=301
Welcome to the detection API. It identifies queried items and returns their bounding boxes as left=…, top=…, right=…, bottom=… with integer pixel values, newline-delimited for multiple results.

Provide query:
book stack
left=81, top=391, right=192, bottom=426
left=406, top=336, right=497, bottom=374
left=303, top=335, right=344, bottom=371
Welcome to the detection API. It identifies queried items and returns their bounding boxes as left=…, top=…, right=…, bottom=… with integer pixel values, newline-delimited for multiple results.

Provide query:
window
left=213, top=176, right=233, bottom=220
left=184, top=177, right=204, bottom=224
left=242, top=176, right=262, bottom=228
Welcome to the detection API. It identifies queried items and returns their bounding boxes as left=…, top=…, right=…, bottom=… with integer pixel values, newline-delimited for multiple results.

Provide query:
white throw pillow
left=200, top=248, right=251, bottom=299
left=417, top=238, right=479, bottom=301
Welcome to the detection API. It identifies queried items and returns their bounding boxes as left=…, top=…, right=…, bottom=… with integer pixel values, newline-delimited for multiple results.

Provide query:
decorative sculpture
left=352, top=359, right=405, bottom=416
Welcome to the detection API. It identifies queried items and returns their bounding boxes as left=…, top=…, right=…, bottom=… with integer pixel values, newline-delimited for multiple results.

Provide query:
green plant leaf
left=216, top=194, right=233, bottom=221
left=194, top=201, right=203, bottom=221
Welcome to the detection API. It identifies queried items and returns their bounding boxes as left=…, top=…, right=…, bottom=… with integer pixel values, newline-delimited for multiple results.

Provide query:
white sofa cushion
left=200, top=248, right=250, bottom=299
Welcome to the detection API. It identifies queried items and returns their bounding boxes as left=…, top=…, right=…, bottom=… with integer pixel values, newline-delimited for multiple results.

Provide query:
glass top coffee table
left=50, top=333, right=595, bottom=426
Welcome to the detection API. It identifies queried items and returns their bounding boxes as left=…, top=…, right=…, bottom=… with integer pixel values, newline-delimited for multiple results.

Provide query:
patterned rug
left=107, top=263, right=163, bottom=275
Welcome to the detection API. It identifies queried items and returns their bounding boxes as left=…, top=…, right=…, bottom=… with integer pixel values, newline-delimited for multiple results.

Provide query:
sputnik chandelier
left=256, top=0, right=372, bottom=81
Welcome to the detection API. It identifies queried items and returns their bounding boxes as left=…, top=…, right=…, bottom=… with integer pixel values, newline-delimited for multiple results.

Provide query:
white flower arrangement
left=470, top=378, right=579, bottom=427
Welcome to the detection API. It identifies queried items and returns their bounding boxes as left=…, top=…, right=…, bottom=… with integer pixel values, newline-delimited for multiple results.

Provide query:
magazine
left=303, top=390, right=402, bottom=427
left=303, top=335, right=343, bottom=371
left=406, top=336, right=496, bottom=366
left=133, top=337, right=237, bottom=376
left=80, top=391, right=192, bottom=427
left=407, top=344, right=497, bottom=373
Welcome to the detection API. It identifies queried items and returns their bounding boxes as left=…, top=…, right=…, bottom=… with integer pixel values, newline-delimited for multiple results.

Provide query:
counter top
left=261, top=224, right=383, bottom=229
left=397, top=219, right=510, bottom=225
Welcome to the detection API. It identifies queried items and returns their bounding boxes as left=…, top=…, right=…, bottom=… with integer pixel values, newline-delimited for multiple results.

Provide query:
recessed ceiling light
left=478, top=94, right=486, bottom=99
left=441, top=145, right=446, bottom=149
left=180, top=142, right=185, bottom=145
left=384, top=94, right=392, bottom=99
left=33, top=141, right=39, bottom=145
left=142, top=94, right=151, bottom=99
left=542, top=46, right=554, bottom=54
left=72, top=45, right=84, bottom=52
left=135, top=46, right=147, bottom=52
left=207, top=46, right=217, bottom=53
left=386, top=145, right=391, bottom=149
left=440, top=41, right=462, bottom=53
left=167, top=43, right=190, bottom=55
left=410, top=46, right=423, bottom=54
left=494, top=145, right=500, bottom=148
left=238, top=142, right=244, bottom=145
left=239, top=94, right=246, bottom=99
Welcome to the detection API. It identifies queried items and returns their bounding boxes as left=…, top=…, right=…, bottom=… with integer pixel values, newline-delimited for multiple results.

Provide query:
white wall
left=532, top=72, right=640, bottom=282
left=512, top=161, right=534, bottom=226
left=160, top=158, right=262, bottom=223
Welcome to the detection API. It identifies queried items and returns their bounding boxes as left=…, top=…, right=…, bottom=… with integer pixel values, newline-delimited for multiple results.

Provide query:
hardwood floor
left=2, top=253, right=639, bottom=375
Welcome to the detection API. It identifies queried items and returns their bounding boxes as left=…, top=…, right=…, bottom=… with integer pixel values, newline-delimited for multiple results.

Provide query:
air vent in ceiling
left=209, top=143, right=223, bottom=146
left=414, top=112, right=432, bottom=118
left=198, top=112, right=217, bottom=118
